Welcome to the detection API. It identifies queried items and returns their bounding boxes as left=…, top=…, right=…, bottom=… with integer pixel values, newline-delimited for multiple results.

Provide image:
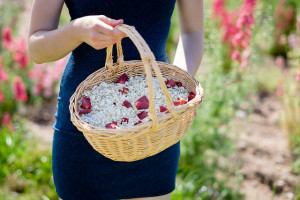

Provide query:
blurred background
left=0, top=0, right=299, bottom=199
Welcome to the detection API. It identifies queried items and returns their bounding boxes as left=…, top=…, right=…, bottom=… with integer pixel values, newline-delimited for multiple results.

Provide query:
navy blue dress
left=52, top=0, right=179, bottom=199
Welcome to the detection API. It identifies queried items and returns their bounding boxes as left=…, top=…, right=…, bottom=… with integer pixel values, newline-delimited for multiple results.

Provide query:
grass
left=0, top=122, right=58, bottom=200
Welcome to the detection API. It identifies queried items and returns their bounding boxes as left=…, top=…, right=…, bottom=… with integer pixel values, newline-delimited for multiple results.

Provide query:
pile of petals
left=78, top=73, right=196, bottom=129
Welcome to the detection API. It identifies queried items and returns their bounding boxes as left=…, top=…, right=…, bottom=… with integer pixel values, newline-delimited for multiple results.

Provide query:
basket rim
left=69, top=60, right=204, bottom=138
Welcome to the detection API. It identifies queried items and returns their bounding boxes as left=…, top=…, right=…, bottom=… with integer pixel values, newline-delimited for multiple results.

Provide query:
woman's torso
left=53, top=0, right=176, bottom=133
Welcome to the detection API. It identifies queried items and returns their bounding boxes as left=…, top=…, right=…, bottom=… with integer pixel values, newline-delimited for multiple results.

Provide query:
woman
left=28, top=0, right=203, bottom=199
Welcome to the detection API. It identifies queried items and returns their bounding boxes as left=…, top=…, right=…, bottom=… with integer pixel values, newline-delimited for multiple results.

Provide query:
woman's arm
left=28, top=0, right=126, bottom=64
left=173, top=0, right=204, bottom=76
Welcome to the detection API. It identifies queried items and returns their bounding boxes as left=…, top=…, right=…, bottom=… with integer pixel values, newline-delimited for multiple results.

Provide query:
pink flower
left=213, top=0, right=256, bottom=67
left=242, top=49, right=251, bottom=59
left=231, top=51, right=241, bottom=61
left=0, top=65, right=8, bottom=82
left=244, top=0, right=256, bottom=8
left=232, top=32, right=243, bottom=47
left=288, top=34, right=297, bottom=49
left=1, top=112, right=13, bottom=128
left=0, top=89, right=4, bottom=103
left=13, top=76, right=28, bottom=102
left=241, top=60, right=248, bottom=68
left=286, top=6, right=294, bottom=21
left=2, top=26, right=13, bottom=50
left=275, top=56, right=285, bottom=68
left=213, top=0, right=226, bottom=17
left=29, top=56, right=67, bottom=98
left=295, top=73, right=300, bottom=82
left=276, top=81, right=284, bottom=96
left=13, top=39, right=30, bottom=70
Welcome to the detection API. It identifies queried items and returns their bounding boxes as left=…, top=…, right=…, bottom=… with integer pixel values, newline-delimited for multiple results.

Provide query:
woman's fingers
left=75, top=15, right=127, bottom=50
left=92, top=38, right=122, bottom=50
left=95, top=16, right=127, bottom=38
left=97, top=15, right=123, bottom=27
left=91, top=32, right=118, bottom=42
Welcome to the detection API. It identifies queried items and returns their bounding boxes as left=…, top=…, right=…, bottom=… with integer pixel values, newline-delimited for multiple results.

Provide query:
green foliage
left=0, top=123, right=58, bottom=200
left=0, top=0, right=24, bottom=31
left=168, top=2, right=256, bottom=198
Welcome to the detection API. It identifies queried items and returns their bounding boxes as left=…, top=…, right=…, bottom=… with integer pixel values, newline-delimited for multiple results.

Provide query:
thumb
left=98, top=15, right=124, bottom=27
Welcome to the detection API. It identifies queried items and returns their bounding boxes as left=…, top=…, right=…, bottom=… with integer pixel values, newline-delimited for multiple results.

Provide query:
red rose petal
left=136, top=96, right=149, bottom=110
left=79, top=108, right=92, bottom=115
left=173, top=101, right=180, bottom=106
left=189, top=91, right=196, bottom=96
left=176, top=81, right=183, bottom=87
left=106, top=123, right=117, bottom=129
left=112, top=121, right=118, bottom=125
left=134, top=120, right=142, bottom=126
left=123, top=87, right=129, bottom=94
left=167, top=79, right=176, bottom=87
left=117, top=73, right=129, bottom=84
left=159, top=106, right=168, bottom=112
left=137, top=111, right=148, bottom=120
left=81, top=96, right=91, bottom=109
left=178, top=97, right=188, bottom=105
left=123, top=100, right=133, bottom=108
left=121, top=118, right=129, bottom=125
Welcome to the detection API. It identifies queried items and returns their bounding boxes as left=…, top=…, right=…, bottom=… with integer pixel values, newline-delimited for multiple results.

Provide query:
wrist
left=70, top=18, right=85, bottom=45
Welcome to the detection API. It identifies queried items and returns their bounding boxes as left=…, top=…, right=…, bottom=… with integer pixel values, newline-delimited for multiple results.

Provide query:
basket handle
left=105, top=41, right=124, bottom=70
left=105, top=24, right=179, bottom=131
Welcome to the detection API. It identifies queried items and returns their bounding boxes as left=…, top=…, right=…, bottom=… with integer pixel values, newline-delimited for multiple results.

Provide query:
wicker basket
left=69, top=24, right=203, bottom=162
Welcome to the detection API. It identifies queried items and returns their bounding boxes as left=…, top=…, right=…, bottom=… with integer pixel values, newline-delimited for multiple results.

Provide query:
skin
left=28, top=0, right=203, bottom=199
left=173, top=0, right=204, bottom=76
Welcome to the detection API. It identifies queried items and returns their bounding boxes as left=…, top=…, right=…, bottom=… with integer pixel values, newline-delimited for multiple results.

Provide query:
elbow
left=27, top=45, right=45, bottom=64
left=27, top=36, right=47, bottom=64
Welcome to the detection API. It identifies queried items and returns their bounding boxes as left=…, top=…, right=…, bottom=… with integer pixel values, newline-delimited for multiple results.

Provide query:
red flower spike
left=165, top=80, right=169, bottom=85
left=117, top=73, right=128, bottom=84
left=119, top=89, right=123, bottom=94
left=160, top=106, right=168, bottom=112
left=106, top=123, right=117, bottom=129
left=178, top=97, right=188, bottom=105
left=134, top=120, right=142, bottom=126
left=123, top=87, right=129, bottom=94
left=79, top=108, right=92, bottom=115
left=137, top=111, right=148, bottom=120
left=167, top=79, right=176, bottom=87
left=112, top=121, right=118, bottom=125
left=176, top=81, right=183, bottom=87
left=121, top=118, right=129, bottom=125
left=136, top=96, right=149, bottom=110
left=81, top=96, right=91, bottom=109
left=173, top=101, right=180, bottom=106
left=123, top=100, right=133, bottom=108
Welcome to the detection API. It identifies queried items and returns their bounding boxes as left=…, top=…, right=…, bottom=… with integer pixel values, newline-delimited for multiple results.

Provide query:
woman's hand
left=28, top=0, right=127, bottom=63
left=73, top=15, right=127, bottom=50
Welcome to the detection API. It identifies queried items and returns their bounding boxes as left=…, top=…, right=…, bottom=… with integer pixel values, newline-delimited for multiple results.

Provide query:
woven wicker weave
left=69, top=24, right=204, bottom=162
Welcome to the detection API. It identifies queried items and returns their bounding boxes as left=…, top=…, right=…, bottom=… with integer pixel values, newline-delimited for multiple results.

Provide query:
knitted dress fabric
left=52, top=0, right=178, bottom=199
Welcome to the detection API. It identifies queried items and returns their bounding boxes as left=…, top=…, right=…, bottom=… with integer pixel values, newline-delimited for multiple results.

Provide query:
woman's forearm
left=173, top=0, right=204, bottom=76
left=173, top=32, right=204, bottom=76
left=28, top=20, right=82, bottom=64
